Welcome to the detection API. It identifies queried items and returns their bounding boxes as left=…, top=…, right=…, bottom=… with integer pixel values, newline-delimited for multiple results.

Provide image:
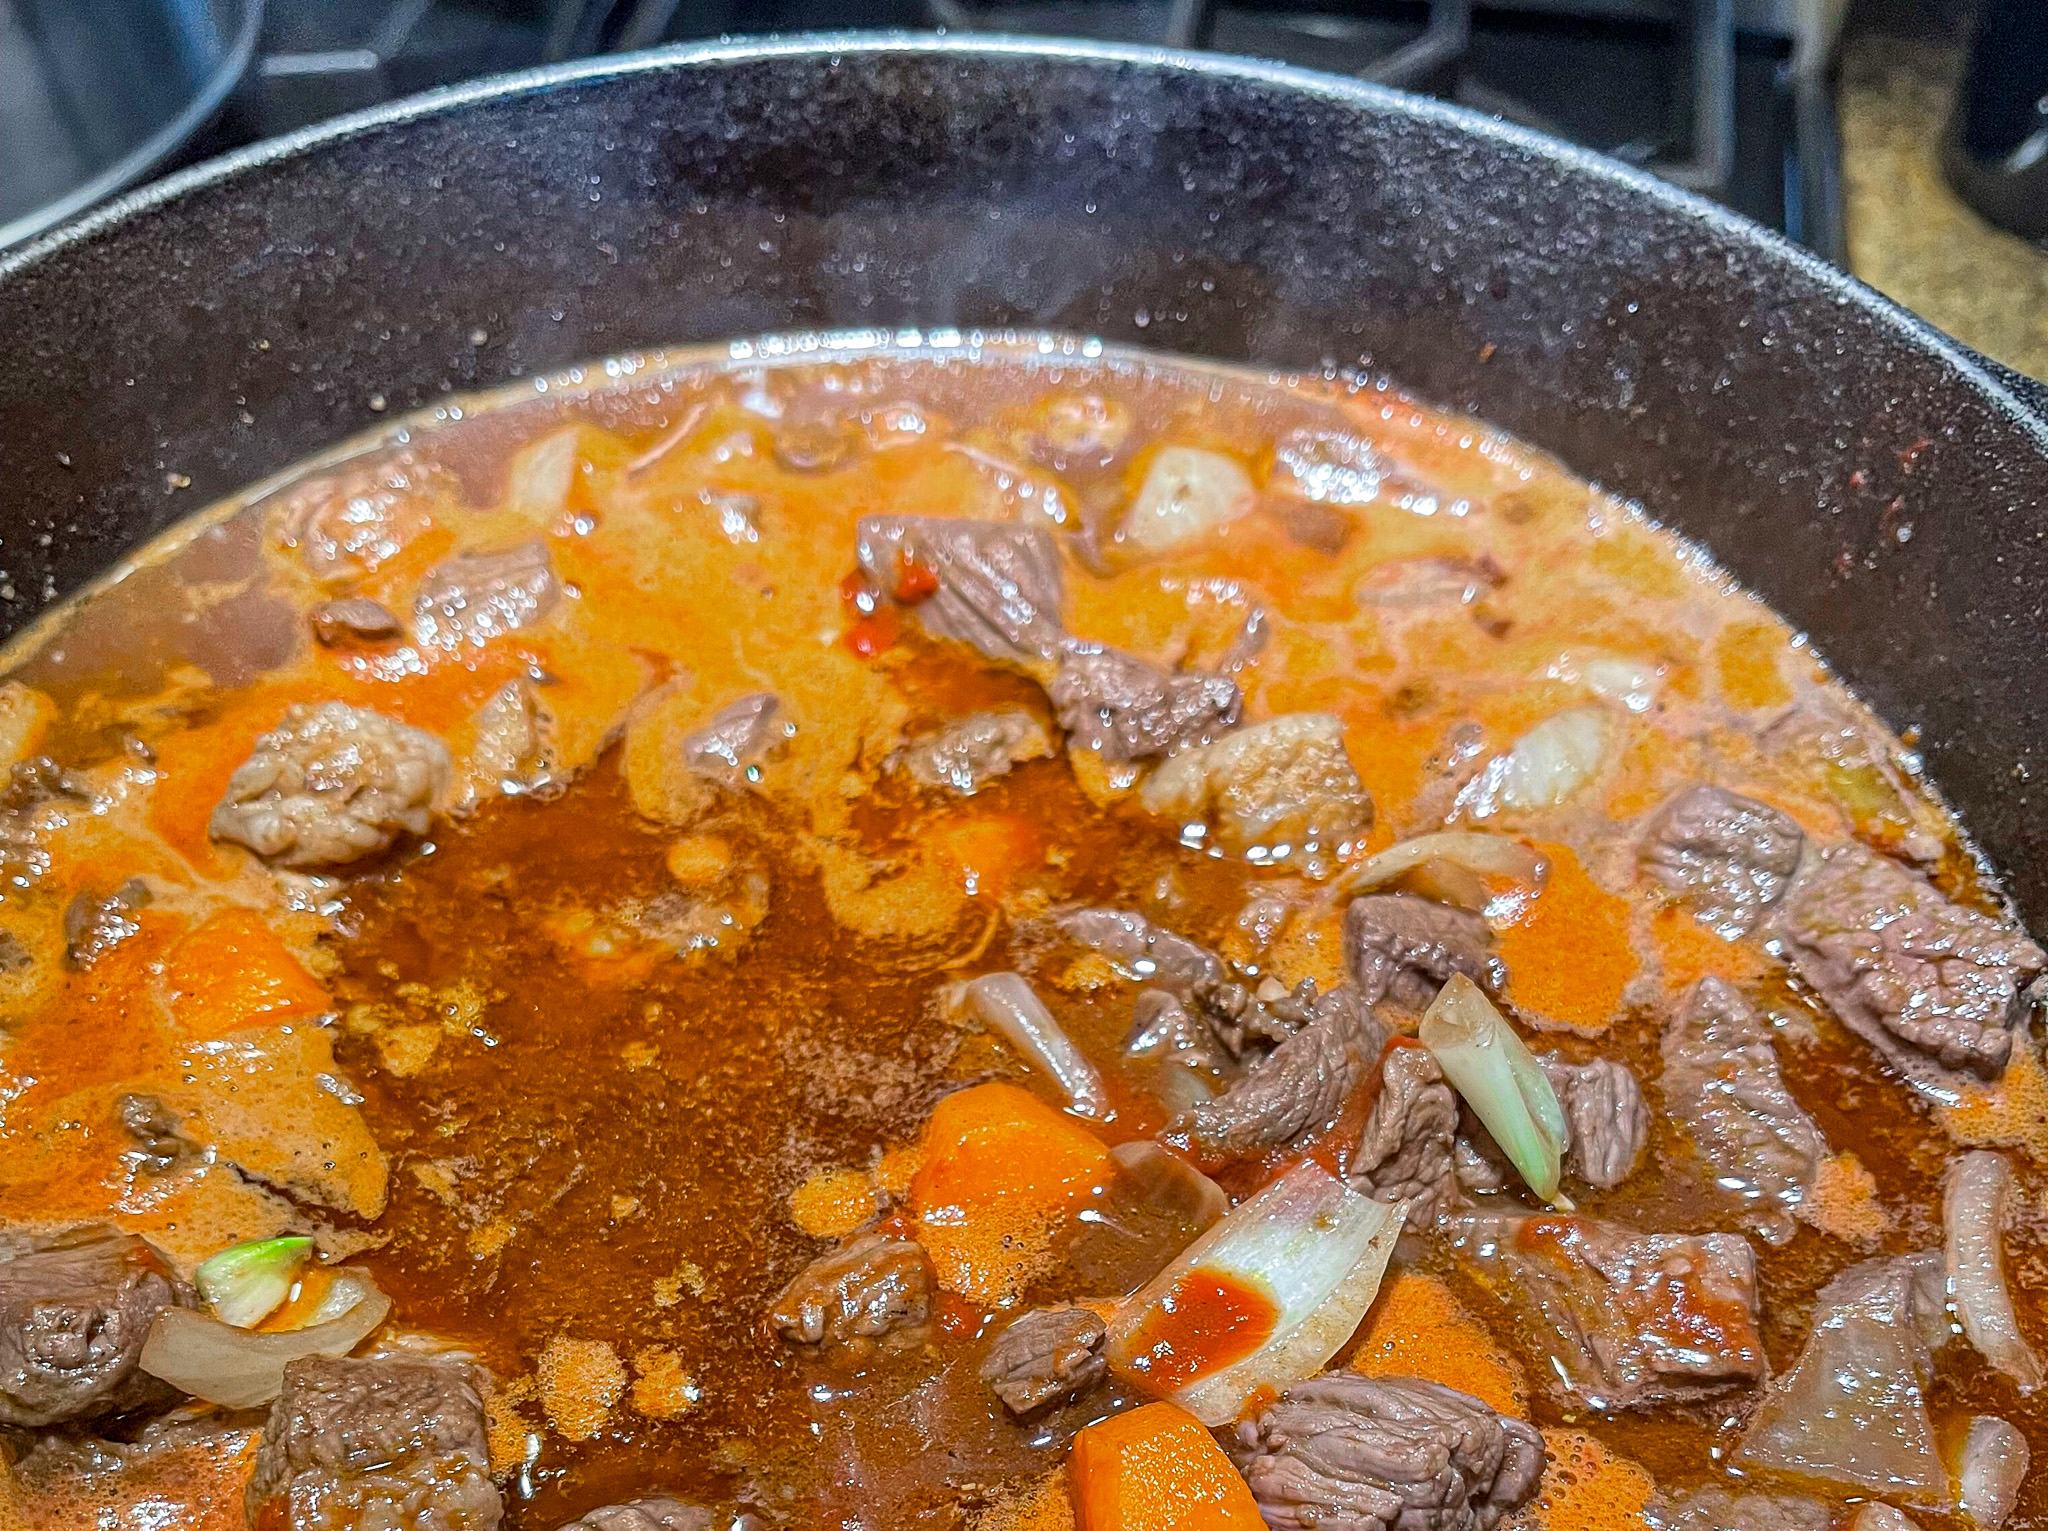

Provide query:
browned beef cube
left=0, top=1227, right=185, bottom=1428
left=979, top=1305, right=1107, bottom=1415
left=1661, top=977, right=1824, bottom=1244
left=246, top=1356, right=500, bottom=1531
left=1640, top=785, right=1805, bottom=938
left=1447, top=1211, right=1767, bottom=1411
left=854, top=517, right=1065, bottom=663
left=1048, top=645, right=1239, bottom=762
left=768, top=1234, right=931, bottom=1348
left=1777, top=842, right=2044, bottom=1088
left=1167, top=987, right=1384, bottom=1167
left=1343, top=894, right=1499, bottom=1012
left=1231, top=1374, right=1545, bottom=1531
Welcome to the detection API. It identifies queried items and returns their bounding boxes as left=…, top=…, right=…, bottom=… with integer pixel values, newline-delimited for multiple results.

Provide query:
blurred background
left=2, top=0, right=2041, bottom=376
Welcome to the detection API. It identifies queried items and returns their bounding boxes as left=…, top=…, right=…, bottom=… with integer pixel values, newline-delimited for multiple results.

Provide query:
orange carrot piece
left=910, top=1082, right=1113, bottom=1304
left=1070, top=1401, right=1264, bottom=1531
left=167, top=908, right=330, bottom=1039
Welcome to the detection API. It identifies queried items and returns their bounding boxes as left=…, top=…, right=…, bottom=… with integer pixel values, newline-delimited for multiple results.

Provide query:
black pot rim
left=2, top=29, right=2043, bottom=433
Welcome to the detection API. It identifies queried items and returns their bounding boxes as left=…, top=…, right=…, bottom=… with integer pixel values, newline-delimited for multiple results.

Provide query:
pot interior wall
left=1, top=41, right=2044, bottom=915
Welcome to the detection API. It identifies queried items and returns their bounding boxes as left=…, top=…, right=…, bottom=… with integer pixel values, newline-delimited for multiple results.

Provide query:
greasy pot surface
left=0, top=35, right=2044, bottom=917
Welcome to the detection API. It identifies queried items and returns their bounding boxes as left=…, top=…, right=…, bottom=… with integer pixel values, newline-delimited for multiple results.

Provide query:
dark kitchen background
left=3, top=0, right=2043, bottom=376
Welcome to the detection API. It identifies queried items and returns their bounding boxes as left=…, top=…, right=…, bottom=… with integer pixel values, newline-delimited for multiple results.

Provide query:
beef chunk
left=275, top=458, right=442, bottom=581
left=1168, top=987, right=1386, bottom=1166
left=1447, top=1212, right=1766, bottom=1411
left=210, top=701, right=450, bottom=868
left=1777, top=842, right=2044, bottom=1085
left=1649, top=1488, right=1836, bottom=1531
left=1189, top=975, right=1319, bottom=1059
left=1541, top=1054, right=1649, bottom=1191
left=116, top=1093, right=194, bottom=1175
left=1055, top=907, right=1223, bottom=998
left=412, top=539, right=559, bottom=650
left=1350, top=1042, right=1459, bottom=1208
left=769, top=1234, right=932, bottom=1348
left=0, top=1228, right=185, bottom=1428
left=247, top=1355, right=500, bottom=1531
left=1641, top=785, right=1806, bottom=938
left=1048, top=646, right=1241, bottom=762
left=1452, top=1132, right=1514, bottom=1196
left=62, top=877, right=151, bottom=968
left=1140, top=714, right=1373, bottom=859
left=310, top=596, right=401, bottom=647
left=1661, top=977, right=1824, bottom=1244
left=1126, top=990, right=1235, bottom=1088
left=1231, top=1374, right=1545, bottom=1531
left=854, top=517, right=1065, bottom=664
left=1344, top=894, right=1500, bottom=1012
left=558, top=1502, right=733, bottom=1531
left=682, top=693, right=785, bottom=788
left=979, top=1305, right=1107, bottom=1415
left=0, top=755, right=90, bottom=813
left=899, top=709, right=1052, bottom=794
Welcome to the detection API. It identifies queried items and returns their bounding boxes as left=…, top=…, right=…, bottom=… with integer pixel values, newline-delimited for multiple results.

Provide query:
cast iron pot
left=0, top=35, right=2044, bottom=917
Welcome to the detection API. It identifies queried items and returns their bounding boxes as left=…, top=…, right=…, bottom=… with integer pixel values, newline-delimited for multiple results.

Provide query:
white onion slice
left=963, top=972, right=1109, bottom=1119
left=1330, top=831, right=1549, bottom=903
left=140, top=1271, right=391, bottom=1409
left=1952, top=1414, right=2029, bottom=1530
left=1944, top=1151, right=2043, bottom=1392
left=195, top=1235, right=312, bottom=1330
left=1102, top=1159, right=1404, bottom=1426
left=1118, top=446, right=1256, bottom=556
left=1546, top=650, right=1666, bottom=714
left=1421, top=975, right=1568, bottom=1205
left=505, top=426, right=581, bottom=520
left=1457, top=706, right=1617, bottom=818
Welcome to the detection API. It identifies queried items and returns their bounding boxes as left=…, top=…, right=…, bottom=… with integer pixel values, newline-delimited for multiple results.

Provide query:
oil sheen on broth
left=0, top=335, right=2041, bottom=1531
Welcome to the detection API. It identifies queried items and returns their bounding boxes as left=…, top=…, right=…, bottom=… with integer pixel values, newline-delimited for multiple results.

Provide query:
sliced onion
left=1735, top=1257, right=1945, bottom=1495
left=1102, top=1159, right=1404, bottom=1426
left=505, top=426, right=581, bottom=520
left=1330, top=831, right=1549, bottom=904
left=1546, top=651, right=1665, bottom=715
left=195, top=1235, right=312, bottom=1329
left=140, top=1270, right=391, bottom=1409
left=1457, top=706, right=1617, bottom=818
left=1952, top=1414, right=2029, bottom=1530
left=1421, top=975, right=1568, bottom=1204
left=1118, top=446, right=1256, bottom=556
left=963, top=972, right=1109, bottom=1119
left=1944, top=1151, right=2043, bottom=1393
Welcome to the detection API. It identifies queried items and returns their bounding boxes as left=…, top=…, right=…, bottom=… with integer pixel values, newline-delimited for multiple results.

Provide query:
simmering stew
left=0, top=335, right=2042, bottom=1531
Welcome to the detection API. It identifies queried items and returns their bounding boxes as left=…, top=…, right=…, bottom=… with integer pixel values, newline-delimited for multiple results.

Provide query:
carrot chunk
left=167, top=908, right=329, bottom=1039
left=910, top=1082, right=1112, bottom=1304
left=1070, top=1401, right=1264, bottom=1531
